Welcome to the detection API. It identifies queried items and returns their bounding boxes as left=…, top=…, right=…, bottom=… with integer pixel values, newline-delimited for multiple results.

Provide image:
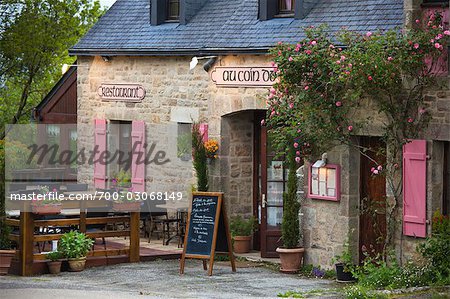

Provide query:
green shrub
left=0, top=221, right=12, bottom=250
left=58, top=231, right=94, bottom=259
left=46, top=251, right=62, bottom=261
left=417, top=210, right=450, bottom=282
left=192, top=123, right=208, bottom=192
left=281, top=144, right=300, bottom=249
left=230, top=215, right=257, bottom=237
left=344, top=285, right=387, bottom=299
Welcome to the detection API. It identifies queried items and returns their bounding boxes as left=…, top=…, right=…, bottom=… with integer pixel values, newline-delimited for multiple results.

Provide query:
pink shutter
left=131, top=121, right=146, bottom=192
left=403, top=140, right=427, bottom=238
left=94, top=119, right=107, bottom=189
left=199, top=123, right=208, bottom=142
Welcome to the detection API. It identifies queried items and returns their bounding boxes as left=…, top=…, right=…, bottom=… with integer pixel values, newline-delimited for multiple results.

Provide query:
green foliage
left=343, top=285, right=387, bottom=299
left=230, top=215, right=257, bottom=237
left=0, top=221, right=12, bottom=250
left=46, top=251, right=62, bottom=261
left=299, top=264, right=336, bottom=279
left=417, top=210, right=450, bottom=282
left=58, top=231, right=94, bottom=259
left=192, top=123, right=208, bottom=192
left=111, top=169, right=132, bottom=188
left=281, top=144, right=300, bottom=249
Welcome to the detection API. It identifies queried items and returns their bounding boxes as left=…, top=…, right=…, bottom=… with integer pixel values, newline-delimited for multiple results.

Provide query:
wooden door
left=259, top=126, right=284, bottom=257
left=359, top=136, right=387, bottom=262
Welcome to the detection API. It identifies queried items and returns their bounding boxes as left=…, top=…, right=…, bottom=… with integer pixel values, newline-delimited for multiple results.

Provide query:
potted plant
left=46, top=251, right=63, bottom=274
left=0, top=222, right=15, bottom=275
left=230, top=215, right=257, bottom=253
left=58, top=231, right=94, bottom=272
left=276, top=145, right=304, bottom=273
left=31, top=185, right=62, bottom=215
left=332, top=240, right=356, bottom=282
left=111, top=170, right=132, bottom=190
left=204, top=139, right=219, bottom=164
left=112, top=188, right=141, bottom=212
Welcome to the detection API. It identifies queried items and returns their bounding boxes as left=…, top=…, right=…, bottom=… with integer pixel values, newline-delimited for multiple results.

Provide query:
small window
left=278, top=0, right=295, bottom=14
left=167, top=0, right=180, bottom=21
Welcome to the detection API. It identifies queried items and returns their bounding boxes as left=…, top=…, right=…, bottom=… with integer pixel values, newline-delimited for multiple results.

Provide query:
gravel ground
left=0, top=259, right=340, bottom=299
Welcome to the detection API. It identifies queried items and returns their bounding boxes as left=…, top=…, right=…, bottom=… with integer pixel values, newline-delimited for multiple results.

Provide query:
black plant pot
left=335, top=263, right=356, bottom=282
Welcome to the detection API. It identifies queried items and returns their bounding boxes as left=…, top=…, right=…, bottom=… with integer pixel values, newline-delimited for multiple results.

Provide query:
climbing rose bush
left=265, top=14, right=447, bottom=163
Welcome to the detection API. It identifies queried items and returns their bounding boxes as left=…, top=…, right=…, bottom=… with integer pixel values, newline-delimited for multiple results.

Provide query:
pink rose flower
left=304, top=86, right=309, bottom=90
left=388, top=56, right=394, bottom=61
left=261, top=119, right=265, bottom=126
left=371, top=167, right=375, bottom=173
left=295, top=157, right=301, bottom=163
left=407, top=117, right=414, bottom=123
left=368, top=75, right=373, bottom=81
left=305, top=49, right=312, bottom=55
left=444, top=30, right=450, bottom=36
left=278, top=41, right=282, bottom=45
left=377, top=165, right=382, bottom=171
left=311, top=40, right=317, bottom=46
left=288, top=56, right=293, bottom=62
left=434, top=42, right=441, bottom=49
left=415, top=19, right=420, bottom=24
left=348, top=125, right=353, bottom=131
left=335, top=101, right=342, bottom=107
left=366, top=32, right=372, bottom=37
left=294, top=142, right=299, bottom=148
left=373, top=169, right=379, bottom=175
left=413, top=43, right=419, bottom=49
left=336, top=60, right=341, bottom=64
left=296, top=151, right=300, bottom=156
left=289, top=103, right=294, bottom=109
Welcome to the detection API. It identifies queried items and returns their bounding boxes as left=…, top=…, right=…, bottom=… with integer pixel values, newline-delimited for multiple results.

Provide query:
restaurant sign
left=97, top=83, right=146, bottom=102
left=211, top=66, right=276, bottom=88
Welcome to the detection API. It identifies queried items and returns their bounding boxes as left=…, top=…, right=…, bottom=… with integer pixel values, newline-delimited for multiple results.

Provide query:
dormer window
left=278, top=0, right=295, bottom=15
left=167, top=0, right=180, bottom=21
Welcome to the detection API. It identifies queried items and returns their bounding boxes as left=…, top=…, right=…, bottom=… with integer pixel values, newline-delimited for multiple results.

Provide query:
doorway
left=359, top=136, right=387, bottom=261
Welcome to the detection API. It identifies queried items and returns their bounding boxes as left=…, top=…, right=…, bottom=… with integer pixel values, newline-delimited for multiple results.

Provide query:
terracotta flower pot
left=0, top=250, right=15, bottom=275
left=233, top=236, right=251, bottom=253
left=112, top=202, right=141, bottom=212
left=31, top=203, right=62, bottom=215
left=47, top=261, right=62, bottom=274
left=68, top=257, right=86, bottom=272
left=276, top=247, right=305, bottom=273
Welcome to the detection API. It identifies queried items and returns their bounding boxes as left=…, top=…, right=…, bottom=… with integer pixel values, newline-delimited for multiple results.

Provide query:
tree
left=0, top=0, right=104, bottom=140
left=0, top=0, right=104, bottom=241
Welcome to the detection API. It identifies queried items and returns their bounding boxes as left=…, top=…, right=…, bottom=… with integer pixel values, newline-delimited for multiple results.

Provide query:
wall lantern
left=307, top=153, right=341, bottom=201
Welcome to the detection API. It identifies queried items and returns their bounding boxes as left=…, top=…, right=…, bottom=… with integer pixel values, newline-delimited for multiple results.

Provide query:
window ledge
left=274, top=13, right=295, bottom=18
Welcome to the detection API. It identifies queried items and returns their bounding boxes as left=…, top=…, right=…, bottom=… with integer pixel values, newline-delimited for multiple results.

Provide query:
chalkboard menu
left=180, top=192, right=236, bottom=276
left=185, top=195, right=218, bottom=256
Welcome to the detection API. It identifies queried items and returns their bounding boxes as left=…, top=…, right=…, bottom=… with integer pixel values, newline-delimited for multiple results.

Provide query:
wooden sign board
left=180, top=192, right=236, bottom=276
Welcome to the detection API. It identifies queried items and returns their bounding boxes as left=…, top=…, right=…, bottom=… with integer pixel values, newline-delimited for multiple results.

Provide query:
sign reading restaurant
left=97, top=83, right=146, bottom=102
left=211, top=66, right=276, bottom=87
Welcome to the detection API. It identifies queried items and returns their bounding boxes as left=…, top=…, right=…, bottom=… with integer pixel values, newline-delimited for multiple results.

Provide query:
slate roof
left=70, top=0, right=404, bottom=56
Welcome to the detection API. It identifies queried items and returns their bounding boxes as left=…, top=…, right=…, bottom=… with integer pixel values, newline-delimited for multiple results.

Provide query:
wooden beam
left=129, top=212, right=140, bottom=262
left=86, top=216, right=130, bottom=225
left=19, top=212, right=34, bottom=276
left=6, top=218, right=20, bottom=227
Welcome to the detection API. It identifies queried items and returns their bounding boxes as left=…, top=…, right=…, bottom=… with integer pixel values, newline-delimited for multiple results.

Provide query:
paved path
left=0, top=259, right=339, bottom=299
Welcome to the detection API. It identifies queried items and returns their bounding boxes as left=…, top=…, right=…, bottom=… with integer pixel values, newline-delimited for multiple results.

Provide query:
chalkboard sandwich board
left=180, top=192, right=236, bottom=276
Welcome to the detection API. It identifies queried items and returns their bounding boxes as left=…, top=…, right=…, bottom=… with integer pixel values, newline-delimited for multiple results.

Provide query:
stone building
left=69, top=0, right=450, bottom=268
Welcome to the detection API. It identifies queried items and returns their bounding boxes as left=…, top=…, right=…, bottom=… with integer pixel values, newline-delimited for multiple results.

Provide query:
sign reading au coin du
left=97, top=83, right=146, bottom=102
left=210, top=66, right=276, bottom=87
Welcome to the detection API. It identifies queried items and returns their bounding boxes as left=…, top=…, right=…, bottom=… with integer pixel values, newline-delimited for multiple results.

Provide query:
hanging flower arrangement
left=204, top=139, right=219, bottom=159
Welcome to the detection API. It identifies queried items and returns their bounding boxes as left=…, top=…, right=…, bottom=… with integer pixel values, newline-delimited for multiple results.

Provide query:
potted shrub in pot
left=332, top=240, right=356, bottom=282
left=0, top=222, right=15, bottom=275
left=46, top=251, right=63, bottom=274
left=276, top=146, right=304, bottom=273
left=112, top=188, right=141, bottom=212
left=59, top=231, right=94, bottom=272
left=230, top=215, right=257, bottom=254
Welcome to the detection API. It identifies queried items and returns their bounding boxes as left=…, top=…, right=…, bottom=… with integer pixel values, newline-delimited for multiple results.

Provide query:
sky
left=98, top=0, right=116, bottom=8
